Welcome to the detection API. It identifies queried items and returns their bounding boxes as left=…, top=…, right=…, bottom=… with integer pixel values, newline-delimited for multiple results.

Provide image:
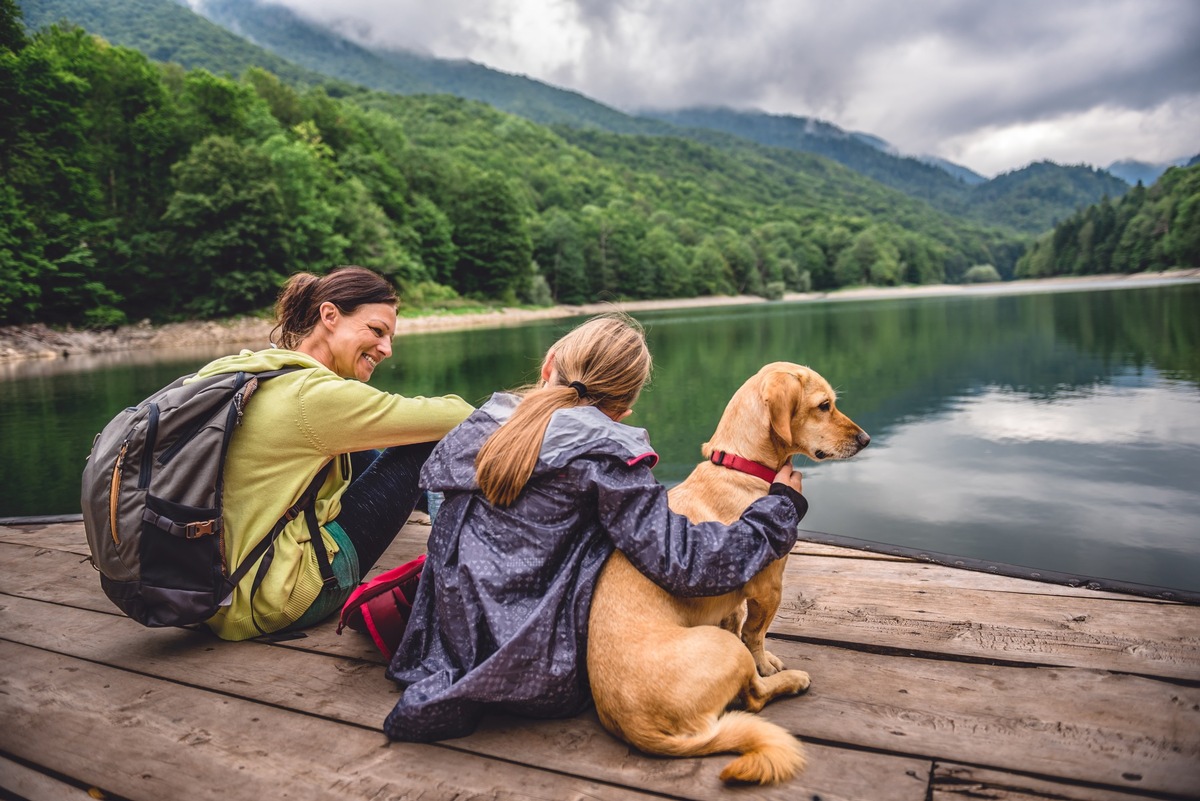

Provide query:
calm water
left=3, top=280, right=1199, bottom=592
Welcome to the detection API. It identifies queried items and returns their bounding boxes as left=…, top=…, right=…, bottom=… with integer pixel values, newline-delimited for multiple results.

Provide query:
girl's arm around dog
left=591, top=459, right=807, bottom=598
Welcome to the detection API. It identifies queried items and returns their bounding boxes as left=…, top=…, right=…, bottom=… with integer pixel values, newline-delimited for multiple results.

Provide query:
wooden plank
left=0, top=519, right=1162, bottom=605
left=760, top=640, right=1199, bottom=797
left=5, top=536, right=1198, bottom=680
left=6, top=594, right=1196, bottom=798
left=931, top=761, right=1197, bottom=801
left=325, top=606, right=1200, bottom=798
left=0, top=754, right=97, bottom=801
left=772, top=559, right=1200, bottom=679
left=1, top=518, right=1163, bottom=607
left=785, top=549, right=1170, bottom=601
left=793, top=537, right=914, bottom=561
left=0, top=641, right=683, bottom=801
left=0, top=521, right=91, bottom=555
left=0, top=594, right=930, bottom=801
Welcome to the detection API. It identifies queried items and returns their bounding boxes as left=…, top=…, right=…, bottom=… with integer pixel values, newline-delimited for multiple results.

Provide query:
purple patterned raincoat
left=385, top=392, right=806, bottom=741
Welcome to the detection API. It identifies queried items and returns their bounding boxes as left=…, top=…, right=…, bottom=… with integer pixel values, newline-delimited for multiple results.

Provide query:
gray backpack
left=81, top=368, right=333, bottom=628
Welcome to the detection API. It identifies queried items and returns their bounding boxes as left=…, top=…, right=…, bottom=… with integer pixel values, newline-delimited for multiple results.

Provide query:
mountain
left=190, top=0, right=674, bottom=136
left=916, top=155, right=987, bottom=186
left=969, top=161, right=1130, bottom=232
left=15, top=0, right=1126, bottom=235
left=1105, top=158, right=1194, bottom=187
left=636, top=107, right=1126, bottom=233
left=17, top=0, right=326, bottom=87
left=639, top=106, right=979, bottom=205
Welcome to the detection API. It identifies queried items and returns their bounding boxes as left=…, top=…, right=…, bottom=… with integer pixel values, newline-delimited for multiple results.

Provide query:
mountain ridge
left=15, top=0, right=1139, bottom=234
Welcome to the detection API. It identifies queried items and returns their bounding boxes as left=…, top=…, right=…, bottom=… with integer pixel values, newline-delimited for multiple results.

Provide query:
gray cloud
left=269, top=0, right=1200, bottom=176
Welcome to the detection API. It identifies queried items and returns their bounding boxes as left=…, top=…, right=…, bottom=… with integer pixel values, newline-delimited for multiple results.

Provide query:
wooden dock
left=1, top=517, right=1197, bottom=801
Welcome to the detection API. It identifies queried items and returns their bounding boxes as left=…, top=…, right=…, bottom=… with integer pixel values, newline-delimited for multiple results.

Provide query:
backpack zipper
left=109, top=441, right=127, bottom=543
left=139, top=404, right=160, bottom=485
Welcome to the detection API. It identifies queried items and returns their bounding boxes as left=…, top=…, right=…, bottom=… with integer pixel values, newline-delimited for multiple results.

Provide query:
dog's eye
left=818, top=400, right=832, bottom=412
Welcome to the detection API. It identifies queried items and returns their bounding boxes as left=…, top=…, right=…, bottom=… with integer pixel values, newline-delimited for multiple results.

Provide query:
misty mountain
left=191, top=0, right=674, bottom=136
left=639, top=106, right=980, bottom=202
left=17, top=0, right=325, bottom=87
left=1105, top=158, right=1193, bottom=187
left=15, top=0, right=1131, bottom=234
left=916, top=155, right=987, bottom=186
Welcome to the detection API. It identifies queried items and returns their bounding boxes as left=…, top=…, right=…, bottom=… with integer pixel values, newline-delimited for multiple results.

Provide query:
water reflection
left=798, top=378, right=1200, bottom=592
left=2, top=281, right=1198, bottom=592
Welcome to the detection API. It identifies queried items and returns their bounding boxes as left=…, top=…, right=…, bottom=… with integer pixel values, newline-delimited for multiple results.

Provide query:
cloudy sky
left=266, top=0, right=1197, bottom=177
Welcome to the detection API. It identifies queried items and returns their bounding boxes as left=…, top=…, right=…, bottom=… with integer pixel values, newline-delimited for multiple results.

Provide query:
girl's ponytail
left=475, top=385, right=585, bottom=507
left=475, top=313, right=652, bottom=507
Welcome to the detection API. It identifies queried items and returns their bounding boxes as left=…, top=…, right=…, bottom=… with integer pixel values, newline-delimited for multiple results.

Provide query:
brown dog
left=587, top=362, right=870, bottom=784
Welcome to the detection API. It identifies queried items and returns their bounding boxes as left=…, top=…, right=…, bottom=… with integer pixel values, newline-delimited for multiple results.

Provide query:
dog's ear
left=763, top=370, right=802, bottom=446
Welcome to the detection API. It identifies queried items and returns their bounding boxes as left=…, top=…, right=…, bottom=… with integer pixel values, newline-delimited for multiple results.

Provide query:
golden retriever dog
left=587, top=362, right=870, bottom=784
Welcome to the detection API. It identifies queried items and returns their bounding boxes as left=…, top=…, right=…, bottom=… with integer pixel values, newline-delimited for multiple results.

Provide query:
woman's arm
left=296, top=370, right=475, bottom=455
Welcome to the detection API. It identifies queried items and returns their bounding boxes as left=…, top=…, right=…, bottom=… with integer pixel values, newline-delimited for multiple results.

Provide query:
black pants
left=334, top=441, right=436, bottom=574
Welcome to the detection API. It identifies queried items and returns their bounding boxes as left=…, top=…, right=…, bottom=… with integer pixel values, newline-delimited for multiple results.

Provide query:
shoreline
left=1, top=269, right=1196, bottom=367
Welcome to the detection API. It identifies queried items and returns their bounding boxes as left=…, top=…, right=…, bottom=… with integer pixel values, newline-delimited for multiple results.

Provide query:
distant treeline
left=1016, top=165, right=1200, bottom=278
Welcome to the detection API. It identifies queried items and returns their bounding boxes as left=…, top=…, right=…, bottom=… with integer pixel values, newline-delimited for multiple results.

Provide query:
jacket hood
left=421, top=392, right=658, bottom=493
left=194, top=348, right=328, bottom=379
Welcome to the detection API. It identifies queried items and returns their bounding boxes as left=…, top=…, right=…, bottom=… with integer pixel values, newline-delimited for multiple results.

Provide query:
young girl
left=385, top=313, right=807, bottom=741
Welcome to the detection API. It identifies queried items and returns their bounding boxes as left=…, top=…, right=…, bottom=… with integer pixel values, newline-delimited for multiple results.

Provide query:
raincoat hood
left=420, top=392, right=658, bottom=494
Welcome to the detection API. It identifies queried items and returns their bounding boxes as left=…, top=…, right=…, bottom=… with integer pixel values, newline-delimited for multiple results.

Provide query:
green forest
left=1016, top=164, right=1200, bottom=278
left=2, top=2, right=1194, bottom=329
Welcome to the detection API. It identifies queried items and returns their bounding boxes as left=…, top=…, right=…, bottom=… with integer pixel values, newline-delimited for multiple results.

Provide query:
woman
left=198, top=266, right=473, bottom=641
left=386, top=313, right=806, bottom=741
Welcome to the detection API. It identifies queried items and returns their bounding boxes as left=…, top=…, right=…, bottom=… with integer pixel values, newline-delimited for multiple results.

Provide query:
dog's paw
left=784, top=669, right=811, bottom=695
left=755, top=649, right=785, bottom=676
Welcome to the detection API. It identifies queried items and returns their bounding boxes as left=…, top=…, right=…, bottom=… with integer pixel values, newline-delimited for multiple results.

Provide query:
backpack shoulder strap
left=227, top=460, right=336, bottom=598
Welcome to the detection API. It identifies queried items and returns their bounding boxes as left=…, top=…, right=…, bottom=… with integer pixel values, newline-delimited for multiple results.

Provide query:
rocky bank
left=3, top=271, right=1196, bottom=365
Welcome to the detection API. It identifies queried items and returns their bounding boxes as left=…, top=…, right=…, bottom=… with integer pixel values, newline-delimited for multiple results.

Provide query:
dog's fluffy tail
left=638, top=711, right=805, bottom=785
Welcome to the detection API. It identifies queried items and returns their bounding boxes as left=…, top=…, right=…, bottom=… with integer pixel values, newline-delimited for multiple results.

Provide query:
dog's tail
left=637, top=710, right=805, bottom=785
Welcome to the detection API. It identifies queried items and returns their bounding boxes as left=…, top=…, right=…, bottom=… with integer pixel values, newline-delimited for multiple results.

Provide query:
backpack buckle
left=186, top=520, right=217, bottom=538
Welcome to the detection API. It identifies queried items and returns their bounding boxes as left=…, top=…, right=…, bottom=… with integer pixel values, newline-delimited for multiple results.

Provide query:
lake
left=3, top=278, right=1198, bottom=593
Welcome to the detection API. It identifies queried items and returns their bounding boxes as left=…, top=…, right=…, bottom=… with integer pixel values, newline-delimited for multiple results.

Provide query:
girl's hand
left=773, top=462, right=803, bottom=494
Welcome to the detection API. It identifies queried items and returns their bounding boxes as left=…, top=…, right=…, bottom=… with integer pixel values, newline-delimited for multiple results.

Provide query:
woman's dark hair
left=271, top=266, right=398, bottom=350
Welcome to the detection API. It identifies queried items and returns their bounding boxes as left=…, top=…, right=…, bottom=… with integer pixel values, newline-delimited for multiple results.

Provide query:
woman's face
left=324, top=302, right=397, bottom=381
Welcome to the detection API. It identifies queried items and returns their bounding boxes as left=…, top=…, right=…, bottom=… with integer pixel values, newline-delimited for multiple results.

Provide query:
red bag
left=336, top=555, right=425, bottom=658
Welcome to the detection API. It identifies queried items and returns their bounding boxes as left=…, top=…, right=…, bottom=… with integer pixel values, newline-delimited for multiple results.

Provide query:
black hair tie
left=568, top=381, right=588, bottom=398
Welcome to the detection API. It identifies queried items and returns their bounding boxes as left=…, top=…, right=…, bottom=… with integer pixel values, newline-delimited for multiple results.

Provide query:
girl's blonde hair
left=475, top=313, right=653, bottom=507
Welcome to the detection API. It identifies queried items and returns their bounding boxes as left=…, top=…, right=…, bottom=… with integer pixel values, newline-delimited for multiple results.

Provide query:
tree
left=260, top=126, right=347, bottom=269
left=0, top=25, right=112, bottom=323
left=643, top=225, right=691, bottom=298
left=532, top=209, right=589, bottom=303
left=246, top=66, right=304, bottom=128
left=0, top=183, right=47, bottom=321
left=160, top=136, right=290, bottom=317
left=691, top=238, right=734, bottom=295
left=448, top=170, right=532, bottom=300
left=405, top=194, right=457, bottom=285
left=963, top=264, right=1002, bottom=283
left=834, top=227, right=902, bottom=286
left=1, top=0, right=27, bottom=53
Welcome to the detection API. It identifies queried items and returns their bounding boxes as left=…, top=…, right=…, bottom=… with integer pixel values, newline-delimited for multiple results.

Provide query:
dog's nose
left=856, top=431, right=871, bottom=449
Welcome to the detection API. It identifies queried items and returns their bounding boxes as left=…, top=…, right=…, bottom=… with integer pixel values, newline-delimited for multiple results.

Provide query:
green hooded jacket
left=192, top=348, right=473, bottom=640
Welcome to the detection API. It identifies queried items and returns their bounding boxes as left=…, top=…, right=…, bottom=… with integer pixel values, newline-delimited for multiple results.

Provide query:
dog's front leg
left=741, top=557, right=788, bottom=675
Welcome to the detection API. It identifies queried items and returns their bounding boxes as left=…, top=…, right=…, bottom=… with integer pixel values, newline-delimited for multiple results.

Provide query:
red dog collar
left=709, top=450, right=778, bottom=483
